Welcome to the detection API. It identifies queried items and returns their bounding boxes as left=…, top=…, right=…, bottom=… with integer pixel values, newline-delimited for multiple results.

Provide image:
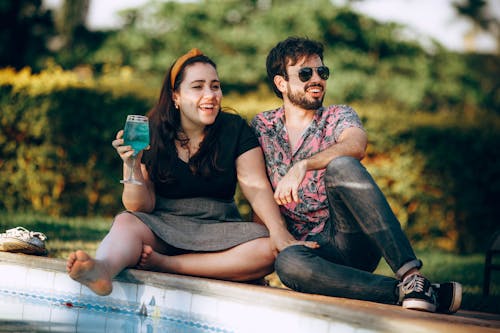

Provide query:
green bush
left=407, top=121, right=500, bottom=253
left=358, top=107, right=500, bottom=254
left=0, top=67, right=153, bottom=216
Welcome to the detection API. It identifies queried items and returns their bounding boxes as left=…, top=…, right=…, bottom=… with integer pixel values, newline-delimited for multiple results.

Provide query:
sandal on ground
left=0, top=226, right=48, bottom=256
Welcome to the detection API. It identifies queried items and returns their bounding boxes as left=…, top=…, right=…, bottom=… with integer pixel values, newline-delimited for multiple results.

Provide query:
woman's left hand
left=112, top=129, right=143, bottom=169
left=270, top=228, right=319, bottom=253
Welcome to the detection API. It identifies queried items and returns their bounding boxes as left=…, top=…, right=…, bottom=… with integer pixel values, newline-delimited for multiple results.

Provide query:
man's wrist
left=297, top=158, right=309, bottom=171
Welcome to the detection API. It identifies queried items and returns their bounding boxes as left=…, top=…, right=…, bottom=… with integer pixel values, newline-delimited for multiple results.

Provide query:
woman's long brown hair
left=145, top=55, right=223, bottom=183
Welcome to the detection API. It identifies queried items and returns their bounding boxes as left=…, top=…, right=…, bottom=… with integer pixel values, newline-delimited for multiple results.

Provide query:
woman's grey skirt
left=129, top=196, right=269, bottom=252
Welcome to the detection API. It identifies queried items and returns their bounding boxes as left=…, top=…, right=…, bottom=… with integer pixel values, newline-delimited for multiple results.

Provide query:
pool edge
left=1, top=251, right=498, bottom=333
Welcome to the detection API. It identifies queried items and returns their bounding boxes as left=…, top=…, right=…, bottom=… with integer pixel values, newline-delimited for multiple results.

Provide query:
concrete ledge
left=1, top=251, right=499, bottom=332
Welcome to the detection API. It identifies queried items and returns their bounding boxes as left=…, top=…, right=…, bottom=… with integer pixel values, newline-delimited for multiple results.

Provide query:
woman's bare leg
left=67, top=213, right=163, bottom=295
left=137, top=238, right=276, bottom=281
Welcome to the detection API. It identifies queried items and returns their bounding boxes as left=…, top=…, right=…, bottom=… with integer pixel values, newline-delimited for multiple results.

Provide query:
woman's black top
left=142, top=112, right=259, bottom=200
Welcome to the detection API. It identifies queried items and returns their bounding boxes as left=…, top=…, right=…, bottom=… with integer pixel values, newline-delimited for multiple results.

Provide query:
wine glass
left=120, top=115, right=150, bottom=185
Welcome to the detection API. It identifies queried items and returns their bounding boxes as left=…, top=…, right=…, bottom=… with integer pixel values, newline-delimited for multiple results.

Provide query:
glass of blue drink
left=120, top=115, right=150, bottom=185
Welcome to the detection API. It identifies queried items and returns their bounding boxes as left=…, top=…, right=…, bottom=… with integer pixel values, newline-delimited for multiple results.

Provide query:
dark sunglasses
left=288, top=66, right=330, bottom=82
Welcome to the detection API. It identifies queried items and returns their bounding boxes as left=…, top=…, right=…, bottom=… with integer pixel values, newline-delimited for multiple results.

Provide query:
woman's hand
left=114, top=129, right=155, bottom=211
left=270, top=227, right=319, bottom=253
left=112, top=130, right=139, bottom=168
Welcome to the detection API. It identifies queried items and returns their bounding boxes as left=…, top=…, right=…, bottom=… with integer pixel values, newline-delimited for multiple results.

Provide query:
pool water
left=0, top=289, right=233, bottom=333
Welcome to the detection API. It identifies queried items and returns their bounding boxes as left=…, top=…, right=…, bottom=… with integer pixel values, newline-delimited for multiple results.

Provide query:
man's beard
left=287, top=88, right=324, bottom=110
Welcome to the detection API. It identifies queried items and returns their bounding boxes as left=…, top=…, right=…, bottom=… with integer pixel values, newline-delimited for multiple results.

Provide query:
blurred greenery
left=0, top=0, right=499, bottom=255
left=2, top=0, right=499, bottom=112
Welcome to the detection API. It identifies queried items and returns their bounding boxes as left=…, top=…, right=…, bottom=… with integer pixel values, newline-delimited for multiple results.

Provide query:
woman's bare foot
left=137, top=245, right=169, bottom=272
left=67, top=250, right=113, bottom=296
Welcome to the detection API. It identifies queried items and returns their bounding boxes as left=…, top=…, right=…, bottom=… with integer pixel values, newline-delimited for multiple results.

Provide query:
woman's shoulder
left=219, top=110, right=246, bottom=122
left=218, top=111, right=251, bottom=129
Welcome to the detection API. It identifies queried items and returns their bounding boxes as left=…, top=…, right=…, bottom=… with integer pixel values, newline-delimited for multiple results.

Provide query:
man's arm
left=274, top=127, right=367, bottom=205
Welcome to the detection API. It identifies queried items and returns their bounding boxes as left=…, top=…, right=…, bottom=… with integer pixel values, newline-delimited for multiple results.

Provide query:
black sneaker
left=398, top=274, right=437, bottom=312
left=432, top=282, right=462, bottom=314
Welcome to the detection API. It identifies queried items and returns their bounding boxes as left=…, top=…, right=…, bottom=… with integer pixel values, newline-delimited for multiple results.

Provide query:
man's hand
left=274, top=160, right=307, bottom=205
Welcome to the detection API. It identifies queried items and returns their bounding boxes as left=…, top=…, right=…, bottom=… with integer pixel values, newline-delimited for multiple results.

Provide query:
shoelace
left=2, top=226, right=47, bottom=241
left=398, top=274, right=426, bottom=295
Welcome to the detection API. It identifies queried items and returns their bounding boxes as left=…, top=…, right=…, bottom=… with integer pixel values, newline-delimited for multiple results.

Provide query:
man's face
left=285, top=55, right=327, bottom=110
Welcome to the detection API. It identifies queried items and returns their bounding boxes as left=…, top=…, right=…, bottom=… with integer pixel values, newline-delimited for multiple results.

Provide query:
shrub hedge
left=357, top=107, right=500, bottom=254
left=0, top=66, right=153, bottom=216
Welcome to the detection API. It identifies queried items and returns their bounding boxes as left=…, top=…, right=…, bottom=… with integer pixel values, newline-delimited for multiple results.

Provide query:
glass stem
left=128, top=157, right=136, bottom=182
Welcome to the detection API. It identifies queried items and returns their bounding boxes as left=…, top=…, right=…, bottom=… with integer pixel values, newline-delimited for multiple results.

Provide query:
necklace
left=175, top=137, right=191, bottom=162
left=176, top=132, right=202, bottom=163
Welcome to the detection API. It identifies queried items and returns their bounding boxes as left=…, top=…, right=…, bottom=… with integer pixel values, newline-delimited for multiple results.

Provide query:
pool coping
left=1, top=251, right=499, bottom=333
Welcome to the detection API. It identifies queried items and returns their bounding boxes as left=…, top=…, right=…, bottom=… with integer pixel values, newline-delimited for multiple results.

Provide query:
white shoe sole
left=445, top=282, right=462, bottom=314
left=402, top=299, right=437, bottom=313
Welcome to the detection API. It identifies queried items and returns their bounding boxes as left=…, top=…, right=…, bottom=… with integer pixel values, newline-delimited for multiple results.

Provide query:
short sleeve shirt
left=143, top=112, right=259, bottom=200
left=251, top=105, right=364, bottom=239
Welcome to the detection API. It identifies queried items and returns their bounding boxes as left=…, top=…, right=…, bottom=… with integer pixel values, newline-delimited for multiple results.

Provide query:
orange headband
left=170, top=48, right=203, bottom=87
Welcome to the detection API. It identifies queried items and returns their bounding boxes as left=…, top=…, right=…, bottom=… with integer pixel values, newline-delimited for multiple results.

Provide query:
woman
left=66, top=48, right=316, bottom=296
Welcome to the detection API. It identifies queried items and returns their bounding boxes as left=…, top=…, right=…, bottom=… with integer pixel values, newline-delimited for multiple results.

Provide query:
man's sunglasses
left=288, top=66, right=330, bottom=82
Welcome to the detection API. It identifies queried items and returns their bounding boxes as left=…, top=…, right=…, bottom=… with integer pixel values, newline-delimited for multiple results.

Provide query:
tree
left=53, top=0, right=90, bottom=49
left=453, top=0, right=500, bottom=53
left=0, top=0, right=55, bottom=70
left=51, top=0, right=111, bottom=69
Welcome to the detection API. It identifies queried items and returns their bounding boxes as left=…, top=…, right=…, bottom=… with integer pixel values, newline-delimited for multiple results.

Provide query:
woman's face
left=173, top=62, right=222, bottom=131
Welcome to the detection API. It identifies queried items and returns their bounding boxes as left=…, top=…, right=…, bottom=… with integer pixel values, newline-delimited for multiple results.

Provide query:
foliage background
left=0, top=0, right=499, bottom=255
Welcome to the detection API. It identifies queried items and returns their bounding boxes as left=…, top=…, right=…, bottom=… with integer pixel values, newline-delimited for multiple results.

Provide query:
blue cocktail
left=120, top=115, right=150, bottom=185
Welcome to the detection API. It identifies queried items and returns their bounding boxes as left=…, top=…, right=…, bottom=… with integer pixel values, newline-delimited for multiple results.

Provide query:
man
left=251, top=36, right=461, bottom=314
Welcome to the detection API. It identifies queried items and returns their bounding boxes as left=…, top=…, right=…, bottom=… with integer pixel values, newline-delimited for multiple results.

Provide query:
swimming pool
left=0, top=288, right=231, bottom=332
left=3, top=251, right=490, bottom=333
left=1, top=252, right=381, bottom=333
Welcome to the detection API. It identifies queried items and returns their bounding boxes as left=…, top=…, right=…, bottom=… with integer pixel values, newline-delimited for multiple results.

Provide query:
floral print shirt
left=251, top=105, right=364, bottom=240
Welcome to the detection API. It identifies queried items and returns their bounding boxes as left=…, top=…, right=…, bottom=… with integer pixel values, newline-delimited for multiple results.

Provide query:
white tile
left=190, top=294, right=218, bottom=318
left=0, top=302, right=24, bottom=320
left=50, top=306, right=78, bottom=327
left=105, top=316, right=142, bottom=332
left=25, top=268, right=55, bottom=291
left=164, top=289, right=192, bottom=313
left=24, top=303, right=51, bottom=322
left=0, top=264, right=28, bottom=289
left=255, top=309, right=300, bottom=333
left=137, top=284, right=166, bottom=307
left=214, top=299, right=247, bottom=322
left=53, top=272, right=82, bottom=294
left=76, top=311, right=107, bottom=331
left=216, top=301, right=278, bottom=333
left=107, top=281, right=138, bottom=302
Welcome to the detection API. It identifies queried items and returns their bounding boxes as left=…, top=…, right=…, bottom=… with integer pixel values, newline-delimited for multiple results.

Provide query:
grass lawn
left=1, top=212, right=499, bottom=314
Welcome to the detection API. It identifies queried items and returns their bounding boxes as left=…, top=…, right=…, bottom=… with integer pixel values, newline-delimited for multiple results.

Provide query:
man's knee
left=275, top=246, right=313, bottom=288
left=324, top=157, right=365, bottom=188
left=326, top=156, right=360, bottom=177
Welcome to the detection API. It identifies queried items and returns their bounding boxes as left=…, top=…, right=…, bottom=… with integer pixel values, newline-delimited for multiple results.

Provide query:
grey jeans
left=275, top=156, right=421, bottom=304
